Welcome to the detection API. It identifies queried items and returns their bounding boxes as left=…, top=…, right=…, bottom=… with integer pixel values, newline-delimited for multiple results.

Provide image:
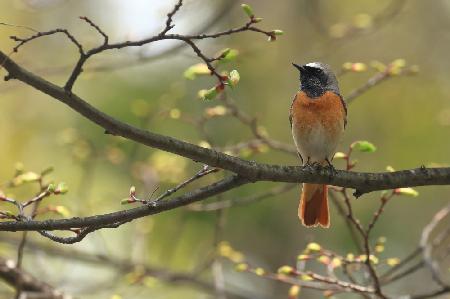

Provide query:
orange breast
left=291, top=91, right=346, bottom=136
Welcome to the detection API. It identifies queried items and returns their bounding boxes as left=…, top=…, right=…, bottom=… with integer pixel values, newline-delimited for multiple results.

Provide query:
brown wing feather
left=289, top=94, right=296, bottom=128
left=338, top=94, right=348, bottom=128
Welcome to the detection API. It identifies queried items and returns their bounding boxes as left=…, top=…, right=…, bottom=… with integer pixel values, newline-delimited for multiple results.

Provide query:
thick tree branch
left=1, top=51, right=449, bottom=196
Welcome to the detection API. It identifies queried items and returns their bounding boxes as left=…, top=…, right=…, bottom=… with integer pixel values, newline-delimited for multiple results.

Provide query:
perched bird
left=289, top=62, right=347, bottom=228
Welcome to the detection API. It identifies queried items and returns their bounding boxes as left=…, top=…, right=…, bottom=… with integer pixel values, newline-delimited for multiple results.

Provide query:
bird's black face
left=292, top=62, right=340, bottom=98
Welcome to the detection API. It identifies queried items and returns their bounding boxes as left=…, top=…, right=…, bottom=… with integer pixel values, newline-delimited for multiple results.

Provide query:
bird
left=289, top=62, right=347, bottom=228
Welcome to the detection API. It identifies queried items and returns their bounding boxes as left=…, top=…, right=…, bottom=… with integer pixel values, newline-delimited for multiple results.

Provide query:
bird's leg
left=325, top=157, right=337, bottom=175
left=311, top=161, right=323, bottom=170
left=302, top=157, right=314, bottom=172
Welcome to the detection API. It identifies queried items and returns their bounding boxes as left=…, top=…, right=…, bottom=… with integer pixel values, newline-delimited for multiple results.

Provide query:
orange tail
left=299, top=183, right=329, bottom=228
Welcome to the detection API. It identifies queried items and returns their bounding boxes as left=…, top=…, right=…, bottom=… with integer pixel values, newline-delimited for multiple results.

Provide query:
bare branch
left=10, top=29, right=84, bottom=54
left=0, top=258, right=67, bottom=299
left=79, top=16, right=108, bottom=45
left=0, top=175, right=247, bottom=234
left=1, top=51, right=449, bottom=196
left=160, top=0, right=183, bottom=35
left=420, top=203, right=450, bottom=287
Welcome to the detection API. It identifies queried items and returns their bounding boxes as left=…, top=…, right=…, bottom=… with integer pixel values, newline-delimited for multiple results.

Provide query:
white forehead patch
left=305, top=62, right=322, bottom=69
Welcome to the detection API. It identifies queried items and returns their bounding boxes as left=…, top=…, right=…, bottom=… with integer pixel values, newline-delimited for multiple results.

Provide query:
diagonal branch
left=1, top=51, right=450, bottom=196
left=0, top=175, right=248, bottom=233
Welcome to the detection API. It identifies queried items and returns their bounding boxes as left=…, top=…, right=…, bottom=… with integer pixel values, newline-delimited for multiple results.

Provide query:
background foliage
left=1, top=0, right=450, bottom=298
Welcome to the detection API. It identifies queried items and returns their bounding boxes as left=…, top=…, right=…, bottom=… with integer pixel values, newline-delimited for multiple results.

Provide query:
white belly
left=292, top=123, right=342, bottom=164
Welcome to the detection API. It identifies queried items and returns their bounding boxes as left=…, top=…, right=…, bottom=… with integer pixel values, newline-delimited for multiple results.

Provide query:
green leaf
left=351, top=141, right=377, bottom=153
left=277, top=265, right=294, bottom=275
left=47, top=183, right=56, bottom=193
left=12, top=171, right=40, bottom=186
left=183, top=63, right=210, bottom=80
left=121, top=198, right=133, bottom=205
left=55, top=182, right=68, bottom=194
left=395, top=187, right=419, bottom=197
left=198, top=87, right=219, bottom=101
left=218, top=49, right=239, bottom=63
left=272, top=29, right=284, bottom=36
left=241, top=4, right=254, bottom=17
left=228, top=70, right=240, bottom=87
left=219, top=48, right=231, bottom=58
left=129, top=186, right=136, bottom=196
left=235, top=263, right=249, bottom=272
left=54, top=205, right=71, bottom=217
left=306, top=242, right=321, bottom=252
left=333, top=152, right=347, bottom=159
left=386, top=258, right=400, bottom=266
left=386, top=165, right=395, bottom=172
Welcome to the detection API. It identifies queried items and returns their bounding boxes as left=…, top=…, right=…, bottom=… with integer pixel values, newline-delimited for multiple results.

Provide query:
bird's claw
left=324, top=159, right=337, bottom=175
left=325, top=164, right=337, bottom=176
left=302, top=162, right=323, bottom=172
left=302, top=162, right=314, bottom=172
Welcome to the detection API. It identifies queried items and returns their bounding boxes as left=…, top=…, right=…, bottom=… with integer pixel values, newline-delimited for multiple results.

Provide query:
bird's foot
left=324, top=158, right=337, bottom=175
left=302, top=162, right=315, bottom=172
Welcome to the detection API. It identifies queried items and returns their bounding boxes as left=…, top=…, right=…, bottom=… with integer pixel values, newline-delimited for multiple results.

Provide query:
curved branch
left=1, top=51, right=450, bottom=196
left=0, top=175, right=248, bottom=232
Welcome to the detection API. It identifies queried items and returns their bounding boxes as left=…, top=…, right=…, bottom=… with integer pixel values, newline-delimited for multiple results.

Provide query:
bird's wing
left=338, top=94, right=348, bottom=128
left=289, top=94, right=296, bottom=128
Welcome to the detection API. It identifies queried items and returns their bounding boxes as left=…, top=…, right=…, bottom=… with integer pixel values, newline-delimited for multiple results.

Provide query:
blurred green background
left=1, top=0, right=450, bottom=298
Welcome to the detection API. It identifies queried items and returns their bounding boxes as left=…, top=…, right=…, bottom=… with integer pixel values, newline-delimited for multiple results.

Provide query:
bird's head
left=292, top=62, right=340, bottom=98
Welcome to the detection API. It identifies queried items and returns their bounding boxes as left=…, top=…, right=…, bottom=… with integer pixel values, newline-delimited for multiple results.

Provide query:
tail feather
left=299, top=183, right=329, bottom=228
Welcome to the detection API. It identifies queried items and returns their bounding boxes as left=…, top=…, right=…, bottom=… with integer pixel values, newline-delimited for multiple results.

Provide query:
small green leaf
left=47, top=183, right=56, bottom=193
left=254, top=267, right=265, bottom=276
left=386, top=258, right=400, bottom=266
left=386, top=165, right=395, bottom=172
left=121, top=198, right=133, bottom=205
left=228, top=70, right=240, bottom=87
left=317, top=255, right=330, bottom=265
left=331, top=257, right=342, bottom=268
left=235, top=263, right=249, bottom=272
left=253, top=17, right=263, bottom=23
left=241, top=4, right=254, bottom=18
left=54, top=205, right=71, bottom=217
left=198, top=87, right=219, bottom=101
left=272, top=29, right=284, bottom=36
left=183, top=63, right=210, bottom=80
left=306, top=242, right=321, bottom=252
left=277, top=265, right=294, bottom=275
left=218, top=49, right=239, bottom=63
left=288, top=285, right=301, bottom=298
left=55, top=182, right=68, bottom=194
left=333, top=152, right=347, bottom=159
left=351, top=141, right=377, bottom=153
left=129, top=186, right=136, bottom=196
left=14, top=171, right=40, bottom=185
left=219, top=48, right=231, bottom=58
left=297, top=254, right=309, bottom=261
left=395, top=187, right=419, bottom=197
left=300, top=274, right=313, bottom=281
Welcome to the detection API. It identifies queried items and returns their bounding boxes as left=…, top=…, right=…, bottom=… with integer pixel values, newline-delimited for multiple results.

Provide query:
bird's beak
left=292, top=63, right=306, bottom=73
